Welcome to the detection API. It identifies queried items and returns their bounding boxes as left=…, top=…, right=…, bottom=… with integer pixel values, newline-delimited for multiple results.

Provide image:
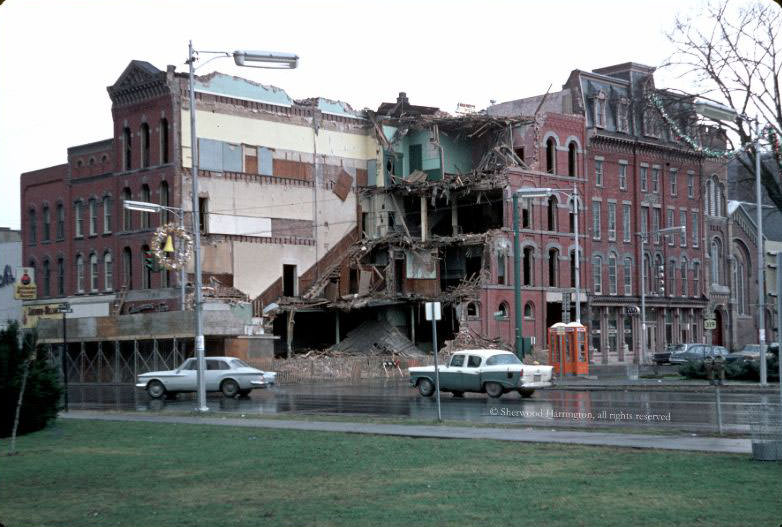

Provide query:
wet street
left=64, top=380, right=781, bottom=435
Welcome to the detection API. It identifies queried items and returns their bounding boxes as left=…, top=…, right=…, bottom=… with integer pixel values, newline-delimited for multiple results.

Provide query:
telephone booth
left=548, top=322, right=589, bottom=376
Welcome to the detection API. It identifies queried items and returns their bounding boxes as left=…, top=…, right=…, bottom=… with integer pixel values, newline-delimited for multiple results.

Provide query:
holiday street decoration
left=150, top=223, right=193, bottom=270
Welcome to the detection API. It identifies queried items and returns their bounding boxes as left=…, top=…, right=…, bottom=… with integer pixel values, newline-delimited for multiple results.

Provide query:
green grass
left=1, top=420, right=780, bottom=527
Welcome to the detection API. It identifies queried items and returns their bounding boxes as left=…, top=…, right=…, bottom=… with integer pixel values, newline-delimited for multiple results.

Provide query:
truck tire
left=418, top=378, right=435, bottom=397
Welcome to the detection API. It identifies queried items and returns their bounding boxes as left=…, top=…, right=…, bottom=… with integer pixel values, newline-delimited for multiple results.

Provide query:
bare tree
left=665, top=0, right=782, bottom=209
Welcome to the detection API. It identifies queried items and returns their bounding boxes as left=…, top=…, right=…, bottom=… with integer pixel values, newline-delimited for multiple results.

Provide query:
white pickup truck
left=409, top=349, right=554, bottom=399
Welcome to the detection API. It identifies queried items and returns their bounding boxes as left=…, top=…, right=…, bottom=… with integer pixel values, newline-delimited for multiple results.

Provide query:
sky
left=0, top=0, right=708, bottom=229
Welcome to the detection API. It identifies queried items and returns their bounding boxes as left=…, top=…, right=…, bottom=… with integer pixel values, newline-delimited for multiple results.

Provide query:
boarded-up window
left=243, top=145, right=258, bottom=174
left=222, top=142, right=241, bottom=172
left=198, top=138, right=223, bottom=171
left=258, top=147, right=273, bottom=176
left=367, top=159, right=377, bottom=186
left=333, top=169, right=353, bottom=201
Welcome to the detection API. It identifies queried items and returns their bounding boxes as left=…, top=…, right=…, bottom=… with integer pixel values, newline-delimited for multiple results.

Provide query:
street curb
left=551, top=384, right=780, bottom=393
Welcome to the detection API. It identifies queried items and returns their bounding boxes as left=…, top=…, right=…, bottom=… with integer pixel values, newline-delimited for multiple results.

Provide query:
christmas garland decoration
left=150, top=223, right=193, bottom=270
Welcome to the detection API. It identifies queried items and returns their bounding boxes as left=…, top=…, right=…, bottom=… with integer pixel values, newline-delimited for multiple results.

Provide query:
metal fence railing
left=750, top=404, right=782, bottom=461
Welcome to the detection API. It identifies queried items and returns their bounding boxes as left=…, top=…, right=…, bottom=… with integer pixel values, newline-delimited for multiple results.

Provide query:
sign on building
left=704, top=319, right=717, bottom=331
left=14, top=266, right=36, bottom=300
left=21, top=303, right=62, bottom=329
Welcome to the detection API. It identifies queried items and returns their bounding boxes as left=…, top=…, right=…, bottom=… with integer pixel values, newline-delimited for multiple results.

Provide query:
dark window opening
left=56, top=203, right=64, bottom=240
left=122, top=188, right=132, bottom=231
left=523, top=247, right=534, bottom=286
left=42, top=259, right=50, bottom=297
left=141, top=123, right=150, bottom=168
left=521, top=199, right=531, bottom=229
left=283, top=264, right=297, bottom=296
left=349, top=268, right=358, bottom=294
left=198, top=197, right=208, bottom=233
left=160, top=118, right=169, bottom=164
left=547, top=195, right=558, bottom=231
left=409, top=144, right=422, bottom=173
left=57, top=257, right=64, bottom=296
left=457, top=189, right=504, bottom=234
left=467, top=302, right=478, bottom=317
left=570, top=252, right=577, bottom=288
left=568, top=142, right=577, bottom=177
left=160, top=181, right=170, bottom=225
left=548, top=248, right=559, bottom=287
left=394, top=259, right=405, bottom=295
left=514, top=147, right=525, bottom=163
left=123, top=247, right=133, bottom=289
left=401, top=196, right=422, bottom=237
left=141, top=185, right=151, bottom=229
left=546, top=138, right=556, bottom=174
left=123, top=127, right=132, bottom=170
left=497, top=253, right=506, bottom=285
left=361, top=212, right=369, bottom=238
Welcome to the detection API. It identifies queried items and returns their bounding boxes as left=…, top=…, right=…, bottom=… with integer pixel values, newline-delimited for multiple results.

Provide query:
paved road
left=61, top=411, right=753, bottom=454
left=64, top=380, right=781, bottom=436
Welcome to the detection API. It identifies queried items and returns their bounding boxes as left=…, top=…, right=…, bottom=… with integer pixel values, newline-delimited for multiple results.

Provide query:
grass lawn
left=1, top=420, right=780, bottom=527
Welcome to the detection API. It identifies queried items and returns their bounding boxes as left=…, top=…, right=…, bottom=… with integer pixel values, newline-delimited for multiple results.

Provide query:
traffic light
left=657, top=265, right=665, bottom=295
left=144, top=250, right=159, bottom=272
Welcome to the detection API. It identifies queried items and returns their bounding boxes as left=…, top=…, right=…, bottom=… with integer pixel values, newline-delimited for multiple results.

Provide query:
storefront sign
left=21, top=303, right=62, bottom=329
left=14, top=267, right=36, bottom=300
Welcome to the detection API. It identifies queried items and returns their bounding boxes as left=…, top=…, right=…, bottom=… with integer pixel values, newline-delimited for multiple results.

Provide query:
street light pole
left=754, top=117, right=767, bottom=385
left=573, top=183, right=581, bottom=323
left=512, top=192, right=523, bottom=359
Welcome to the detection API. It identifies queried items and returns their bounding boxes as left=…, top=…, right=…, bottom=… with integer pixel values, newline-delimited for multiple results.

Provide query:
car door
left=461, top=355, right=483, bottom=391
left=439, top=354, right=466, bottom=391
left=168, top=358, right=197, bottom=391
left=205, top=359, right=224, bottom=391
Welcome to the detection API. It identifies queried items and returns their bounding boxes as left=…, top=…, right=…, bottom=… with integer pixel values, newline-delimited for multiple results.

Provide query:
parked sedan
left=409, top=350, right=553, bottom=399
left=136, top=357, right=274, bottom=399
left=727, top=343, right=779, bottom=364
left=656, top=344, right=728, bottom=364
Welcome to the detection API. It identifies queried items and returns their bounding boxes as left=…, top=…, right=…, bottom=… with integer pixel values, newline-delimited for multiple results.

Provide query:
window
left=104, top=252, right=113, bottom=291
left=467, top=302, right=478, bottom=318
left=681, top=258, right=688, bottom=297
left=711, top=239, right=722, bottom=285
left=568, top=142, right=577, bottom=177
left=90, top=253, right=98, bottom=292
left=28, top=209, right=36, bottom=244
left=670, top=169, right=678, bottom=196
left=123, top=127, right=132, bottom=170
left=546, top=138, right=556, bottom=174
left=548, top=248, right=559, bottom=287
left=706, top=179, right=713, bottom=215
left=608, top=253, right=617, bottom=295
left=56, top=203, right=64, bottom=240
left=692, top=212, right=699, bottom=247
left=42, top=206, right=50, bottom=242
left=734, top=253, right=748, bottom=315
left=103, top=196, right=112, bottom=233
left=122, top=188, right=132, bottom=231
left=198, top=197, right=208, bottom=233
left=687, top=172, right=694, bottom=198
left=624, top=257, right=632, bottom=295
left=652, top=208, right=661, bottom=244
left=89, top=198, right=97, bottom=236
left=617, top=98, right=629, bottom=133
left=594, top=91, right=606, bottom=128
left=608, top=202, right=616, bottom=241
left=547, top=196, right=558, bottom=231
left=42, top=259, right=50, bottom=297
left=594, top=159, right=603, bottom=186
left=592, top=201, right=601, bottom=240
left=159, top=181, right=170, bottom=225
left=592, top=256, right=603, bottom=295
left=123, top=247, right=133, bottom=289
left=521, top=198, right=531, bottom=229
left=497, top=303, right=509, bottom=320
left=524, top=302, right=534, bottom=319
left=141, top=185, right=151, bottom=229
left=666, top=209, right=674, bottom=246
left=57, top=257, right=64, bottom=296
left=74, top=202, right=83, bottom=237
left=623, top=204, right=631, bottom=242
left=450, top=355, right=466, bottom=367
left=667, top=259, right=676, bottom=295
left=693, top=262, right=700, bottom=296
left=618, top=163, right=627, bottom=190
left=651, top=166, right=660, bottom=193
left=140, top=123, right=150, bottom=168
left=641, top=207, right=649, bottom=237
left=160, top=118, right=169, bottom=164
left=497, top=253, right=506, bottom=285
left=409, top=144, right=422, bottom=173
left=640, top=166, right=648, bottom=192
left=466, top=356, right=482, bottom=368
left=680, top=210, right=687, bottom=247
left=523, top=247, right=534, bottom=286
left=643, top=254, right=651, bottom=294
left=76, top=254, right=85, bottom=293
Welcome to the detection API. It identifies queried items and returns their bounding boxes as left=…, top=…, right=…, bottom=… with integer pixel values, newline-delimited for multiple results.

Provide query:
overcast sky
left=0, top=0, right=707, bottom=229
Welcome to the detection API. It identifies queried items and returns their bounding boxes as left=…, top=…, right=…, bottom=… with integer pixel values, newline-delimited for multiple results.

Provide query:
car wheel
left=238, top=389, right=251, bottom=398
left=417, top=378, right=435, bottom=397
left=146, top=380, right=166, bottom=399
left=452, top=391, right=464, bottom=398
left=221, top=379, right=240, bottom=398
left=518, top=388, right=535, bottom=398
left=485, top=382, right=504, bottom=399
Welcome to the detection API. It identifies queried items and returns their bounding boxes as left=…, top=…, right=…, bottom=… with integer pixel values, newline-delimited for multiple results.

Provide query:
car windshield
left=668, top=344, right=687, bottom=353
left=230, top=359, right=250, bottom=368
left=485, top=354, right=521, bottom=366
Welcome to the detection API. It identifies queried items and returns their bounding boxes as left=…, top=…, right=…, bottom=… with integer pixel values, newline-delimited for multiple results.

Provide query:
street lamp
left=637, top=225, right=685, bottom=365
left=695, top=99, right=767, bottom=385
left=513, top=185, right=582, bottom=360
left=123, top=200, right=187, bottom=311
left=186, top=42, right=298, bottom=412
left=57, top=302, right=73, bottom=412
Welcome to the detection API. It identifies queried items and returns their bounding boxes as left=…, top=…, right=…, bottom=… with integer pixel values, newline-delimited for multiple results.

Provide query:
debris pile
left=329, top=319, right=425, bottom=357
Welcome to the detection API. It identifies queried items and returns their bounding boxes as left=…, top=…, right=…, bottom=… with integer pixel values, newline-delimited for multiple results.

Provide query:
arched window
left=497, top=253, right=506, bottom=285
left=546, top=137, right=556, bottom=174
left=57, top=256, right=65, bottom=296
left=122, top=188, right=132, bottom=231
left=711, top=238, right=722, bottom=285
left=76, top=254, right=84, bottom=293
left=104, top=251, right=113, bottom=291
left=624, top=257, right=632, bottom=295
left=592, top=255, right=603, bottom=295
left=654, top=254, right=664, bottom=295
left=28, top=208, right=36, bottom=244
left=141, top=244, right=152, bottom=289
left=159, top=181, right=170, bottom=225
left=42, top=205, right=50, bottom=242
left=103, top=195, right=112, bottom=233
left=123, top=126, right=132, bottom=170
left=498, top=302, right=509, bottom=319
left=717, top=183, right=725, bottom=217
left=548, top=248, right=559, bottom=287
left=680, top=258, right=688, bottom=297
left=90, top=253, right=98, bottom=292
left=523, top=246, right=534, bottom=286
left=521, top=198, right=531, bottom=228
left=140, top=123, right=150, bottom=168
left=547, top=195, right=558, bottom=231
left=705, top=178, right=713, bottom=215
left=667, top=259, right=676, bottom=296
left=524, top=302, right=534, bottom=319
left=42, top=259, right=50, bottom=297
left=466, top=302, right=479, bottom=318
left=141, top=185, right=151, bottom=229
left=568, top=142, right=577, bottom=177
left=733, top=246, right=750, bottom=315
left=123, top=247, right=133, bottom=289
left=608, top=252, right=617, bottom=295
left=56, top=202, right=64, bottom=240
left=693, top=262, right=701, bottom=297
left=160, top=118, right=169, bottom=164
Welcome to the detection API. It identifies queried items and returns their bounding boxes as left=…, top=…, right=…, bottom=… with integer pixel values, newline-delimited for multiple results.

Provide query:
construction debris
left=329, top=319, right=425, bottom=357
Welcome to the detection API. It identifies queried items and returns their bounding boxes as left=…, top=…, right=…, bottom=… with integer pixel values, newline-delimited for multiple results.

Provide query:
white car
left=136, top=357, right=275, bottom=399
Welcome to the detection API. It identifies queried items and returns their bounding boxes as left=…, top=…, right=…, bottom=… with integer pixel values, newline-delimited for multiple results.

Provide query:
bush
left=678, top=356, right=779, bottom=381
left=0, top=323, right=62, bottom=437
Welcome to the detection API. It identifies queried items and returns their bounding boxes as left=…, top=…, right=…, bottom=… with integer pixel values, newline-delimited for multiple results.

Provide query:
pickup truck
left=409, top=349, right=554, bottom=399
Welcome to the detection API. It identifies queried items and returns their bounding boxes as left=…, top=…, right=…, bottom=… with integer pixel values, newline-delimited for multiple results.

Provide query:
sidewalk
left=553, top=377, right=781, bottom=393
left=62, top=410, right=752, bottom=455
